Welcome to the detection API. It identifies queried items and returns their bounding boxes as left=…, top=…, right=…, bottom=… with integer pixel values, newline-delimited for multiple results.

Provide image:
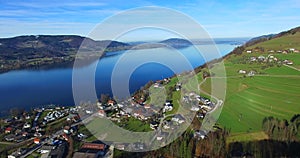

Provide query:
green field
left=200, top=52, right=300, bottom=134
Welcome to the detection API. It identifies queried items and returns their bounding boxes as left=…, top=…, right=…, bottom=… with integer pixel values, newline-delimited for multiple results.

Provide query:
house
left=194, top=130, right=206, bottom=139
left=98, top=110, right=106, bottom=117
left=5, top=127, right=13, bottom=134
left=289, top=48, right=295, bottom=52
left=63, top=126, right=70, bottom=134
left=22, top=132, right=29, bottom=137
left=150, top=121, right=159, bottom=130
left=246, top=50, right=252, bottom=53
left=25, top=115, right=31, bottom=120
left=23, top=122, right=31, bottom=129
left=283, top=60, right=293, bottom=65
left=196, top=113, right=204, bottom=119
left=201, top=105, right=212, bottom=110
left=163, top=121, right=172, bottom=130
left=34, top=137, right=40, bottom=144
left=107, top=100, right=115, bottom=106
left=171, top=114, right=185, bottom=124
left=62, top=133, right=69, bottom=141
left=34, top=132, right=42, bottom=137
left=176, top=83, right=182, bottom=91
left=268, top=50, right=274, bottom=53
left=258, top=55, right=266, bottom=61
left=247, top=71, right=255, bottom=77
left=250, top=57, right=257, bottom=62
left=163, top=102, right=173, bottom=113
left=85, top=110, right=93, bottom=114
left=238, top=70, right=246, bottom=74
left=268, top=55, right=274, bottom=59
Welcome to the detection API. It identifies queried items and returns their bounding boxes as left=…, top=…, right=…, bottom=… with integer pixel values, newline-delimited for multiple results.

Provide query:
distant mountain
left=0, top=35, right=130, bottom=59
left=159, top=38, right=193, bottom=48
left=0, top=35, right=131, bottom=73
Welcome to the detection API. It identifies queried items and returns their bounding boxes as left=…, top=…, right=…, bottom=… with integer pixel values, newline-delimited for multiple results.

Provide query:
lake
left=0, top=44, right=236, bottom=115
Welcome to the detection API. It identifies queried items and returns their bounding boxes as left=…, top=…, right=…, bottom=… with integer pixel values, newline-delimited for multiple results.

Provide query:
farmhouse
left=250, top=57, right=257, bottom=62
left=283, top=60, right=293, bottom=65
left=258, top=55, right=266, bottom=61
left=289, top=48, right=295, bottom=52
left=238, top=70, right=247, bottom=74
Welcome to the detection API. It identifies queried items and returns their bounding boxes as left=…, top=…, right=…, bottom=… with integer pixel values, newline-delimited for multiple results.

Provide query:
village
left=0, top=105, right=113, bottom=158
left=0, top=77, right=215, bottom=158
left=237, top=47, right=298, bottom=76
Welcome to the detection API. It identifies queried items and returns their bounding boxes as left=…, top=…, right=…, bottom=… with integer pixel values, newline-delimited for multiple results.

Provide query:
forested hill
left=0, top=35, right=131, bottom=60
left=228, top=26, right=300, bottom=56
left=0, top=35, right=132, bottom=73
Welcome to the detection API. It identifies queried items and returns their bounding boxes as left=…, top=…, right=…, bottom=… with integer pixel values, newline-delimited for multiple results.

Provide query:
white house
left=172, top=114, right=185, bottom=124
left=238, top=70, right=247, bottom=74
left=23, top=123, right=31, bottom=129
left=289, top=48, right=295, bottom=52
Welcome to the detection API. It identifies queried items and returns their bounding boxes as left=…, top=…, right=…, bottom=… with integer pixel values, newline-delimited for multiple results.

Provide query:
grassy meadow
left=200, top=49, right=300, bottom=135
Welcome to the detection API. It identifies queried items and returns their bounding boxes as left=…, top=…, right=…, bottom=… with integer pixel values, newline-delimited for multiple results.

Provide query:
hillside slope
left=200, top=26, right=300, bottom=134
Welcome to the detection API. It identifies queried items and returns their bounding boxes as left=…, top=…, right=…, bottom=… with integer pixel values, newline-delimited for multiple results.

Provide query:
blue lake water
left=0, top=44, right=236, bottom=114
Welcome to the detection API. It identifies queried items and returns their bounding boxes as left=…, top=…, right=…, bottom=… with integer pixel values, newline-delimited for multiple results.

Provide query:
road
left=283, top=64, right=300, bottom=72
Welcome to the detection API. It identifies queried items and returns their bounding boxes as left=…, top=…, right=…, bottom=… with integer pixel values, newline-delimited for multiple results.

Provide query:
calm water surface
left=0, top=44, right=236, bottom=114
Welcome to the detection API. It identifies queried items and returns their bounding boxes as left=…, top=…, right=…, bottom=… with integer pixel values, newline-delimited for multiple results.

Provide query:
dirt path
left=283, top=64, right=300, bottom=72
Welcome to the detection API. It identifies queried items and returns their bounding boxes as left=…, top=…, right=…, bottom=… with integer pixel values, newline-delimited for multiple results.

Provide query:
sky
left=0, top=0, right=300, bottom=41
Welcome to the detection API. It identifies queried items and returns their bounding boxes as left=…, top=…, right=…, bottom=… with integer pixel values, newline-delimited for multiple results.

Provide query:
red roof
left=107, top=100, right=115, bottom=104
left=82, top=143, right=105, bottom=150
left=5, top=127, right=12, bottom=131
left=34, top=137, right=40, bottom=143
